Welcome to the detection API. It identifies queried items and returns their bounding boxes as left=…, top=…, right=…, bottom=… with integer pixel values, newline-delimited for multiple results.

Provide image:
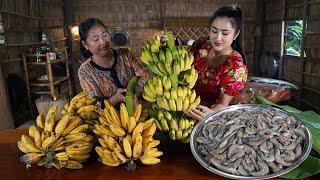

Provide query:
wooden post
left=0, top=67, right=14, bottom=130
left=22, top=53, right=33, bottom=116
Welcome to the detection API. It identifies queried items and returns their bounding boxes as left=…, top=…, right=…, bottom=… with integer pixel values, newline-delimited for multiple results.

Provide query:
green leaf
left=253, top=96, right=302, bottom=114
left=280, top=155, right=320, bottom=179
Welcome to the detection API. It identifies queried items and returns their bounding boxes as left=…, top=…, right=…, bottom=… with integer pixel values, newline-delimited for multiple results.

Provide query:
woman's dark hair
left=79, top=18, right=107, bottom=58
left=211, top=6, right=246, bottom=64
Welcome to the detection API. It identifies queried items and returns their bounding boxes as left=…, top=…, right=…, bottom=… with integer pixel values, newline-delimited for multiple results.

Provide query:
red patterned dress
left=191, top=37, right=248, bottom=106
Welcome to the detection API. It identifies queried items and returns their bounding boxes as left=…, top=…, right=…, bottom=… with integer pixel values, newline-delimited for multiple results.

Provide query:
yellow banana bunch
left=18, top=96, right=94, bottom=169
left=64, top=92, right=99, bottom=124
left=94, top=103, right=162, bottom=170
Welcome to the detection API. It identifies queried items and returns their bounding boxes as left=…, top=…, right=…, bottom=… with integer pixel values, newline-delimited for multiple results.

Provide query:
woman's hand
left=185, top=105, right=214, bottom=122
left=109, top=88, right=126, bottom=106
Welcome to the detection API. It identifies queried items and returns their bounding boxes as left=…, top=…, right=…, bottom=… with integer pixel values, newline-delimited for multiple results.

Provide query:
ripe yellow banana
left=142, top=123, right=157, bottom=137
left=44, top=107, right=57, bottom=132
left=28, top=125, right=37, bottom=138
left=66, top=160, right=83, bottom=169
left=120, top=103, right=129, bottom=129
left=132, top=122, right=145, bottom=144
left=182, top=98, right=190, bottom=111
left=21, top=135, right=41, bottom=153
left=143, top=118, right=154, bottom=130
left=123, top=136, right=132, bottom=158
left=140, top=156, right=160, bottom=165
left=132, top=136, right=142, bottom=159
left=76, top=105, right=97, bottom=114
left=33, top=128, right=42, bottom=149
left=109, top=124, right=126, bottom=137
left=36, top=113, right=45, bottom=129
left=55, top=152, right=68, bottom=161
left=189, top=96, right=201, bottom=109
left=133, top=104, right=142, bottom=121
left=42, top=134, right=56, bottom=149
left=54, top=114, right=70, bottom=135
left=65, top=133, right=87, bottom=143
left=17, top=141, right=30, bottom=153
left=104, top=100, right=121, bottom=127
left=62, top=117, right=83, bottom=135
left=127, top=116, right=137, bottom=133
left=67, top=153, right=90, bottom=162
left=69, top=124, right=89, bottom=134
left=114, top=149, right=127, bottom=163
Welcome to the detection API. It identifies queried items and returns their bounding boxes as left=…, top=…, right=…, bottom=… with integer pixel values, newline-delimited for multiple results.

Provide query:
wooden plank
left=0, top=66, right=14, bottom=130
left=0, top=58, right=22, bottom=64
left=298, top=0, right=309, bottom=106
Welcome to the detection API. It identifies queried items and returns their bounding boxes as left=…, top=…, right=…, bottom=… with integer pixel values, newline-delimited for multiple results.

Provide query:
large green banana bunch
left=141, top=31, right=201, bottom=144
left=17, top=98, right=95, bottom=169
left=142, top=74, right=179, bottom=102
left=156, top=87, right=201, bottom=112
left=94, top=101, right=162, bottom=170
left=150, top=106, right=195, bottom=143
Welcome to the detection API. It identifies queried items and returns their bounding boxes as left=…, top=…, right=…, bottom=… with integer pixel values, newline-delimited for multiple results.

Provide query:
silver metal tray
left=190, top=104, right=312, bottom=180
left=248, top=76, right=298, bottom=89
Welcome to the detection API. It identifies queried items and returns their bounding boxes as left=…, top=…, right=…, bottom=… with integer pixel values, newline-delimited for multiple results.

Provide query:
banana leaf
left=280, top=155, right=320, bottom=179
left=254, top=96, right=320, bottom=179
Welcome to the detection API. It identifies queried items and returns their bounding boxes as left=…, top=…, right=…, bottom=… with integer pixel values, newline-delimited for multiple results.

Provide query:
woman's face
left=209, top=17, right=239, bottom=53
left=83, top=24, right=112, bottom=57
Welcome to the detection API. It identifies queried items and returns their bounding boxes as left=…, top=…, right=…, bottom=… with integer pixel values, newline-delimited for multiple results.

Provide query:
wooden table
left=0, top=129, right=300, bottom=180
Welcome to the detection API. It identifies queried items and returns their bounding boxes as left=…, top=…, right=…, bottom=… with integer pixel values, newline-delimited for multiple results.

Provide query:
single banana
left=55, top=152, right=68, bottom=161
left=21, top=135, right=41, bottom=152
left=142, top=123, right=157, bottom=137
left=36, top=113, right=45, bottom=129
left=120, top=103, right=129, bottom=129
left=65, top=133, right=87, bottom=143
left=69, top=124, right=89, bottom=134
left=66, top=160, right=83, bottom=169
left=132, top=104, right=142, bottom=122
left=54, top=114, right=70, bottom=135
left=140, top=156, right=160, bottom=165
left=109, top=124, right=126, bottom=137
left=127, top=116, right=137, bottom=133
left=42, top=134, right=56, bottom=149
left=17, top=141, right=30, bottom=153
left=132, top=135, right=142, bottom=159
left=123, top=136, right=132, bottom=158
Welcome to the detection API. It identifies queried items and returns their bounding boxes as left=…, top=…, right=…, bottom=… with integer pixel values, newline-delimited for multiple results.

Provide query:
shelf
left=26, top=57, right=67, bottom=65
left=30, top=76, right=68, bottom=87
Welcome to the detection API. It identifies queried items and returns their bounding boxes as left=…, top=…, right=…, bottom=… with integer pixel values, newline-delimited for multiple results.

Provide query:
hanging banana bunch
left=17, top=104, right=94, bottom=169
left=140, top=31, right=201, bottom=143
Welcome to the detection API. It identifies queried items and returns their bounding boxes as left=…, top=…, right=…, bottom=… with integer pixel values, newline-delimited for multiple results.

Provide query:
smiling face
left=82, top=24, right=112, bottom=57
left=209, top=17, right=239, bottom=53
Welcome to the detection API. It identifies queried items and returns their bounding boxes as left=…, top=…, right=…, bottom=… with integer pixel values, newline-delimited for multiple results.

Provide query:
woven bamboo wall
left=0, top=0, right=66, bottom=127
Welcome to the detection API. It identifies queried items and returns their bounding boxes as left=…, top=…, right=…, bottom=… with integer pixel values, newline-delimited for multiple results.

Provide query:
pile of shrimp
left=196, top=107, right=306, bottom=176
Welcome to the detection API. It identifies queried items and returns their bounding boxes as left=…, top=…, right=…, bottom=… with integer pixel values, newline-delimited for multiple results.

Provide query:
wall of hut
left=261, top=0, right=320, bottom=111
left=0, top=0, right=66, bottom=128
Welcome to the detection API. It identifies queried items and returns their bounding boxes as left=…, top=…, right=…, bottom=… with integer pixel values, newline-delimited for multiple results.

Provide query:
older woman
left=78, top=18, right=150, bottom=106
